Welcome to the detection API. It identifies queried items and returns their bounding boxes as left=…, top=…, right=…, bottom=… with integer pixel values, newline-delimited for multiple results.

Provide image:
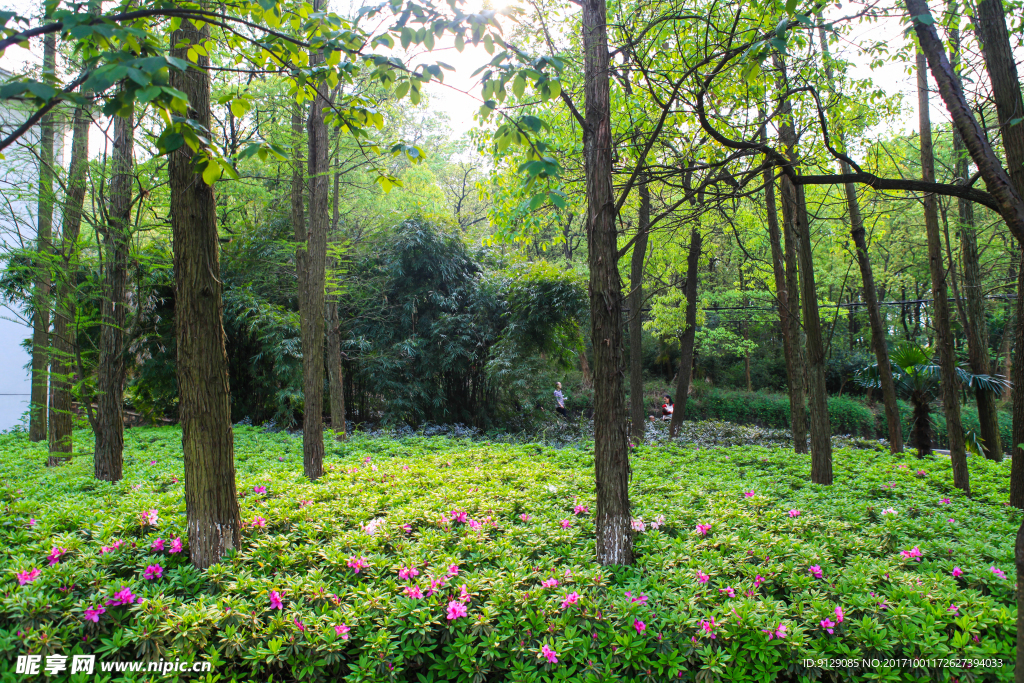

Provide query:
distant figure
left=554, top=382, right=568, bottom=418
left=661, top=395, right=674, bottom=420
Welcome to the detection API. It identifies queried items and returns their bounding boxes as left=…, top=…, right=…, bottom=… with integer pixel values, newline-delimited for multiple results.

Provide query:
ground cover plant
left=0, top=425, right=1019, bottom=682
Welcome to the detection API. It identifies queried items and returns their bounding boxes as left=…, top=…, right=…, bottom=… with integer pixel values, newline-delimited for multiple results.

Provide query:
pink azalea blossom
left=149, top=460, right=157, bottom=466
left=626, top=591, right=648, bottom=604
left=835, top=606, right=844, bottom=623
left=107, top=586, right=136, bottom=606
left=634, top=619, right=646, bottom=633
left=881, top=507, right=897, bottom=516
left=695, top=523, right=712, bottom=536
left=253, top=485, right=266, bottom=494
left=450, top=511, right=468, bottom=524
left=347, top=556, right=368, bottom=573
left=900, top=546, right=923, bottom=559
left=754, top=575, right=765, bottom=588
left=718, top=586, right=735, bottom=598
left=141, top=509, right=159, bottom=526
left=27, top=518, right=36, bottom=527
left=695, top=571, right=709, bottom=584
left=788, top=509, right=800, bottom=518
left=763, top=624, right=787, bottom=640
left=820, top=618, right=835, bottom=634
left=293, top=617, right=305, bottom=632
left=952, top=567, right=963, bottom=578
left=630, top=517, right=645, bottom=532
left=252, top=516, right=267, bottom=529
left=446, top=600, right=468, bottom=620
left=809, top=565, right=823, bottom=579
left=398, top=566, right=420, bottom=581
left=573, top=505, right=589, bottom=515
left=334, top=624, right=350, bottom=639
left=403, top=585, right=424, bottom=599
left=299, top=500, right=312, bottom=507
left=990, top=566, right=1007, bottom=579
left=151, top=538, right=165, bottom=552
left=560, top=519, right=573, bottom=529
left=83, top=605, right=105, bottom=623
left=468, top=519, right=482, bottom=530
left=401, top=524, right=412, bottom=533
left=447, top=564, right=460, bottom=576
left=269, top=591, right=283, bottom=609
left=169, top=537, right=183, bottom=554
left=143, top=564, right=163, bottom=580
left=519, top=513, right=531, bottom=522
left=16, top=568, right=40, bottom=585
left=542, top=578, right=559, bottom=588
left=700, top=618, right=717, bottom=639
left=561, top=592, right=580, bottom=609
left=940, top=498, right=951, bottom=504
left=47, top=547, right=68, bottom=566
left=541, top=644, right=558, bottom=663
left=744, top=490, right=755, bottom=498
left=651, top=514, right=666, bottom=529
left=459, top=584, right=471, bottom=602
left=948, top=604, right=959, bottom=614
left=99, top=539, right=124, bottom=555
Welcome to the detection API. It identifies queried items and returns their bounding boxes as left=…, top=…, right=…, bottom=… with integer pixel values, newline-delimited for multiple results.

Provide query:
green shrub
left=0, top=427, right=1016, bottom=681
left=681, top=389, right=876, bottom=437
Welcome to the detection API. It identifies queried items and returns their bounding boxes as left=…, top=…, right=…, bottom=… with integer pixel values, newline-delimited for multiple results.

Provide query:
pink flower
left=141, top=509, right=159, bottom=526
left=948, top=604, right=959, bottom=614
left=560, top=519, right=572, bottom=529
left=541, top=578, right=559, bottom=588
left=17, top=568, right=40, bottom=585
left=835, top=606, right=844, bottom=623
left=293, top=617, right=305, bottom=632
left=151, top=538, right=165, bottom=552
left=446, top=600, right=468, bottom=620
left=108, top=586, right=136, bottom=606
left=990, top=566, right=1006, bottom=580
left=334, top=623, right=350, bottom=639
left=169, top=537, right=183, bottom=554
left=47, top=547, right=68, bottom=566
left=299, top=500, right=312, bottom=507
left=541, top=644, right=558, bottom=663
left=447, top=564, right=460, bottom=576
left=401, top=524, right=412, bottom=533
left=398, top=566, right=420, bottom=581
left=809, top=565, right=823, bottom=579
left=900, top=546, right=923, bottom=559
left=695, top=523, right=712, bottom=536
left=881, top=507, right=897, bottom=516
left=347, top=556, right=368, bottom=573
left=754, top=575, right=765, bottom=588
left=940, top=498, right=951, bottom=504
left=450, top=511, right=468, bottom=524
left=700, top=618, right=717, bottom=639
left=744, top=490, right=755, bottom=498
left=253, top=485, right=266, bottom=494
left=403, top=585, right=424, bottom=598
left=718, top=586, right=735, bottom=598
left=952, top=567, right=963, bottom=578
left=820, top=618, right=835, bottom=634
left=27, top=518, right=36, bottom=526
left=519, top=513, right=531, bottom=522
left=252, top=516, right=267, bottom=529
left=143, top=564, right=163, bottom=580
left=695, top=571, right=709, bottom=584
left=573, top=505, right=589, bottom=515
left=468, top=519, right=482, bottom=530
left=651, top=514, right=666, bottom=529
left=788, top=509, right=800, bottom=518
left=631, top=518, right=645, bottom=532
left=149, top=460, right=157, bottom=466
left=561, top=592, right=580, bottom=609
left=83, top=605, right=105, bottom=622
left=626, top=591, right=648, bottom=604
left=634, top=618, right=646, bottom=633
left=762, top=623, right=787, bottom=640
left=269, top=591, right=283, bottom=609
left=99, top=539, right=123, bottom=555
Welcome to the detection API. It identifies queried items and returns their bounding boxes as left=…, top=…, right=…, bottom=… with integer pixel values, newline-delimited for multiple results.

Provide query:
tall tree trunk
left=763, top=149, right=806, bottom=452
left=48, top=104, right=89, bottom=464
left=582, top=0, right=631, bottom=565
left=29, top=32, right=56, bottom=443
left=300, top=8, right=329, bottom=479
left=628, top=181, right=650, bottom=443
left=964, top=0, right=1024, bottom=503
left=917, top=52, right=969, bottom=495
left=669, top=229, right=702, bottom=437
left=776, top=58, right=831, bottom=480
left=818, top=28, right=903, bottom=454
left=169, top=16, right=241, bottom=569
left=94, top=100, right=132, bottom=482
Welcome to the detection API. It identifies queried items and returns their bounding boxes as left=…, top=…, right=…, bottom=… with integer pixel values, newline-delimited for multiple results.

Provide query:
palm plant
left=855, top=342, right=1009, bottom=456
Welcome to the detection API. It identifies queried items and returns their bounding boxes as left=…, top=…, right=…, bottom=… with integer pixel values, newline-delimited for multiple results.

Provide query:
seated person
left=661, top=395, right=674, bottom=419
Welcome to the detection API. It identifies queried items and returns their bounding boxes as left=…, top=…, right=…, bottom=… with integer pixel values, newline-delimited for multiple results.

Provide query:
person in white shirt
left=554, top=382, right=567, bottom=417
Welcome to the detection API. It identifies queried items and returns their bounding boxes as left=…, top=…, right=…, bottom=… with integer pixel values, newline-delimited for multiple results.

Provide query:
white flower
left=361, top=518, right=386, bottom=536
left=651, top=514, right=666, bottom=529
left=881, top=507, right=897, bottom=516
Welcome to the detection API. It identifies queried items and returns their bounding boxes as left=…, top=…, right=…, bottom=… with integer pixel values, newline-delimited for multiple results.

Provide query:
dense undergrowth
left=0, top=425, right=1018, bottom=682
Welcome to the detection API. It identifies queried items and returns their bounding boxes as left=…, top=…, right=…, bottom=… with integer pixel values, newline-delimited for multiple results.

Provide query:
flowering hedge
left=0, top=426, right=1018, bottom=681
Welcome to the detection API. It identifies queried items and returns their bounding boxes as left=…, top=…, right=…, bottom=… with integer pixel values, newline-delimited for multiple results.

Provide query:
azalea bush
left=0, top=426, right=1018, bottom=682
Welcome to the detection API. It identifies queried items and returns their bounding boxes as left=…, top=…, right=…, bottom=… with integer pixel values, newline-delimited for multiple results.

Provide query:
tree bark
left=763, top=146, right=806, bottom=452
left=917, top=52, right=969, bottom=495
left=94, top=100, right=132, bottom=482
left=776, top=57, right=831, bottom=480
left=669, top=229, right=701, bottom=437
left=581, top=0, right=631, bottom=565
left=327, top=154, right=346, bottom=439
left=966, top=0, right=1024, bottom=503
left=48, top=105, right=89, bottom=465
left=628, top=181, right=650, bottom=443
left=29, top=31, right=56, bottom=443
left=818, top=28, right=903, bottom=454
left=299, top=8, right=329, bottom=479
left=169, top=16, right=241, bottom=569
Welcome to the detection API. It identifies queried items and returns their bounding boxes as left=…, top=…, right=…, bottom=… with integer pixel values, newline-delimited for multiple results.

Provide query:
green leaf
left=512, top=74, right=526, bottom=99
left=528, top=193, right=546, bottom=210
left=785, top=0, right=797, bottom=14
left=394, top=81, right=410, bottom=99
left=202, top=160, right=222, bottom=185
